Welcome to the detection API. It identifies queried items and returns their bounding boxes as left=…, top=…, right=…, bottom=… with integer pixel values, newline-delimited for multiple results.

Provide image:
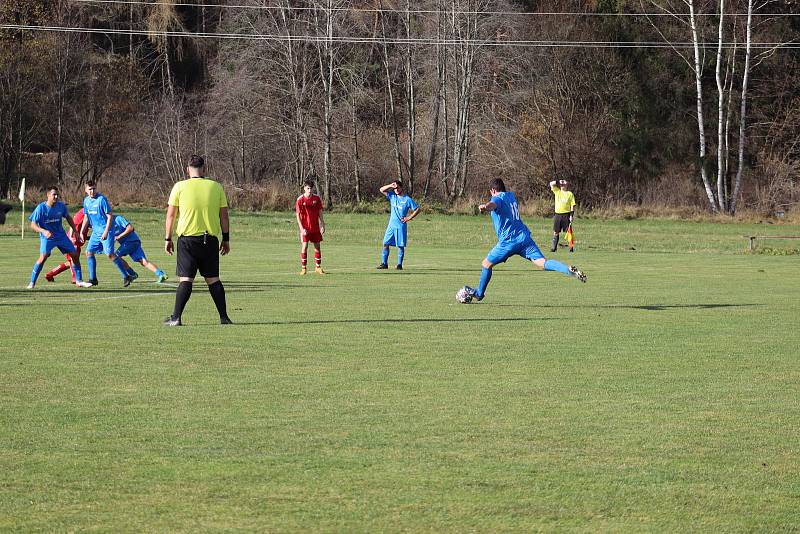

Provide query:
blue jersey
left=490, top=191, right=531, bottom=244
left=29, top=201, right=70, bottom=238
left=83, top=193, right=112, bottom=233
left=386, top=191, right=418, bottom=228
left=111, top=214, right=139, bottom=244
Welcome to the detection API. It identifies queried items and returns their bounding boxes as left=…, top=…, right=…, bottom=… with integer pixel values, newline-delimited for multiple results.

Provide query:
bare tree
left=645, top=0, right=778, bottom=213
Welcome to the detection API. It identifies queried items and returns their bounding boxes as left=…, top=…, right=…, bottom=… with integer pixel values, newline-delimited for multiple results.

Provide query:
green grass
left=1, top=210, right=799, bottom=532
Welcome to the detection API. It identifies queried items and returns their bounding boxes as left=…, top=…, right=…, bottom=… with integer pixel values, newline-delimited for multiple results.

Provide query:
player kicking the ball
left=295, top=179, right=326, bottom=275
left=459, top=178, right=585, bottom=303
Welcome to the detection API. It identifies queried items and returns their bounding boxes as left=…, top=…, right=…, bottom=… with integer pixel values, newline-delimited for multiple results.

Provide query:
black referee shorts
left=176, top=235, right=220, bottom=278
left=553, top=213, right=572, bottom=233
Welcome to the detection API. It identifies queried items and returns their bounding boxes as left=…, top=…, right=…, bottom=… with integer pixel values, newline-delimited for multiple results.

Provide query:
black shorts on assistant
left=176, top=235, right=220, bottom=278
left=553, top=213, right=572, bottom=233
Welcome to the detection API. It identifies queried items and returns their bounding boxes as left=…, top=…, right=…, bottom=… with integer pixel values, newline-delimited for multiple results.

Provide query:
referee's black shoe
left=220, top=316, right=233, bottom=325
left=163, top=316, right=182, bottom=326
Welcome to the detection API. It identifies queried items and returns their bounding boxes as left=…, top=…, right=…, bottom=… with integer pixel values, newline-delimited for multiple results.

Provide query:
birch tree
left=645, top=0, right=772, bottom=213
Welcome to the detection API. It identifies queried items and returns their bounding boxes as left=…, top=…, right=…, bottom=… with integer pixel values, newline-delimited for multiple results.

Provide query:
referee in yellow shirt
left=549, top=179, right=576, bottom=252
left=163, top=155, right=232, bottom=326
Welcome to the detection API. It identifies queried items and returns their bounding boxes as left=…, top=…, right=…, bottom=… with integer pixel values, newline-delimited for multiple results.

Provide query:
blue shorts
left=486, top=236, right=544, bottom=265
left=116, top=240, right=146, bottom=262
left=383, top=225, right=408, bottom=247
left=86, top=234, right=115, bottom=255
left=40, top=234, right=76, bottom=255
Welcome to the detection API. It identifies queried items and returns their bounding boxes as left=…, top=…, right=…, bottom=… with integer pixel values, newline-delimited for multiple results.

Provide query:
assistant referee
left=163, top=154, right=232, bottom=326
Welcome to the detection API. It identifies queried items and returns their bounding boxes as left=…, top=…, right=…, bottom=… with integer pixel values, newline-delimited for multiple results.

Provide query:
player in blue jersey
left=27, top=186, right=92, bottom=289
left=111, top=214, right=168, bottom=285
left=376, top=180, right=420, bottom=270
left=461, top=178, right=586, bottom=303
left=80, top=180, right=133, bottom=286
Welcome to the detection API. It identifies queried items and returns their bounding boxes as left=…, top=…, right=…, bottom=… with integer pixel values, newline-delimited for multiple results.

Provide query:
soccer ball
left=455, top=286, right=473, bottom=304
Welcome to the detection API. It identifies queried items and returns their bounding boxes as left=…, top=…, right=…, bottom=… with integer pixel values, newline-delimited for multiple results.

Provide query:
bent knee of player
left=481, top=258, right=494, bottom=269
left=532, top=258, right=546, bottom=269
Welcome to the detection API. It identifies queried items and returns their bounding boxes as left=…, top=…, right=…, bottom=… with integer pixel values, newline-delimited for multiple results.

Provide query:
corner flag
left=18, top=178, right=25, bottom=202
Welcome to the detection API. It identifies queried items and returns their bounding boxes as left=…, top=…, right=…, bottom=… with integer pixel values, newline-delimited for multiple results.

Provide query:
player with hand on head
left=549, top=178, right=576, bottom=252
left=111, top=213, right=169, bottom=285
left=81, top=180, right=133, bottom=286
left=377, top=180, right=420, bottom=270
left=27, top=186, right=92, bottom=289
left=459, top=178, right=585, bottom=304
left=295, top=179, right=326, bottom=275
left=44, top=207, right=89, bottom=284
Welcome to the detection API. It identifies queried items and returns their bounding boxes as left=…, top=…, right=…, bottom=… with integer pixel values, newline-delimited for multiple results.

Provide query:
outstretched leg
left=534, top=257, right=586, bottom=282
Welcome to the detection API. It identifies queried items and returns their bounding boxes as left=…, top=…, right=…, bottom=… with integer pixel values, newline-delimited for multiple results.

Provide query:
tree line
left=1, top=0, right=798, bottom=214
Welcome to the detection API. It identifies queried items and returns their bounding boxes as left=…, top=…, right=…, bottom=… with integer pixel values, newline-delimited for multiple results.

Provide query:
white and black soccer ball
left=455, top=286, right=473, bottom=304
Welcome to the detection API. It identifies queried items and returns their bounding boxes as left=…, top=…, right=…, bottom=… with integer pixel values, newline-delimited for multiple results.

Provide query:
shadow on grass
left=222, top=317, right=554, bottom=326
left=495, top=303, right=762, bottom=311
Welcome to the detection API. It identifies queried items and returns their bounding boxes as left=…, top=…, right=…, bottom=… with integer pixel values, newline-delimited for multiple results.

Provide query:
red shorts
left=302, top=231, right=323, bottom=243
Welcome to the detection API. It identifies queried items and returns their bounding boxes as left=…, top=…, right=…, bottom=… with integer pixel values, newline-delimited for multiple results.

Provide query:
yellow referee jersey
left=168, top=177, right=228, bottom=239
left=551, top=185, right=576, bottom=214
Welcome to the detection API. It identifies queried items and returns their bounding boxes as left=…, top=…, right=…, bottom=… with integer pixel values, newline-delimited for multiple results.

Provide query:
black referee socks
left=172, top=281, right=193, bottom=320
left=208, top=280, right=229, bottom=321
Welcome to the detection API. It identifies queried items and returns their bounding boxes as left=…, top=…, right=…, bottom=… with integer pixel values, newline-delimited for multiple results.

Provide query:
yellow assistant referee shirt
left=551, top=185, right=576, bottom=214
left=168, top=177, right=228, bottom=239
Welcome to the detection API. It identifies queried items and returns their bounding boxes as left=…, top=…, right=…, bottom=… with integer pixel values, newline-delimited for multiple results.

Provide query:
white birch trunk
left=689, top=1, right=718, bottom=211
left=715, top=0, right=727, bottom=211
left=731, top=0, right=754, bottom=213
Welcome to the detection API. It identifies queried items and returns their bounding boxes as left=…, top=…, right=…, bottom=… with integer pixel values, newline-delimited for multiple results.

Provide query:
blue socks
left=87, top=255, right=97, bottom=280
left=31, top=263, right=43, bottom=284
left=476, top=267, right=492, bottom=298
left=73, top=264, right=83, bottom=282
left=112, top=257, right=128, bottom=278
left=155, top=269, right=165, bottom=278
left=544, top=259, right=571, bottom=275
left=381, top=247, right=390, bottom=265
left=397, top=247, right=405, bottom=266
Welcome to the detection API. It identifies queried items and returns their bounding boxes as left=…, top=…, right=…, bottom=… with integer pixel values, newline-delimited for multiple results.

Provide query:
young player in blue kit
left=461, top=178, right=586, bottom=303
left=27, top=186, right=92, bottom=289
left=80, top=180, right=132, bottom=286
left=377, top=180, right=420, bottom=270
left=112, top=214, right=169, bottom=286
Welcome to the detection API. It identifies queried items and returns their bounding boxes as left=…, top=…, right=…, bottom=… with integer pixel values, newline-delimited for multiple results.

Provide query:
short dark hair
left=303, top=179, right=315, bottom=188
left=395, top=179, right=403, bottom=188
left=489, top=178, right=506, bottom=192
left=85, top=180, right=96, bottom=188
left=46, top=185, right=59, bottom=193
left=188, top=154, right=205, bottom=169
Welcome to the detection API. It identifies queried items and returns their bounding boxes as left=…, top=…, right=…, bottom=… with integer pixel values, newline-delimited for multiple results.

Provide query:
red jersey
left=295, top=194, right=323, bottom=233
left=69, top=208, right=89, bottom=244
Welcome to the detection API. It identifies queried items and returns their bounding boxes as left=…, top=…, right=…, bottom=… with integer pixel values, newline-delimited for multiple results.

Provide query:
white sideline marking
left=1, top=293, right=171, bottom=305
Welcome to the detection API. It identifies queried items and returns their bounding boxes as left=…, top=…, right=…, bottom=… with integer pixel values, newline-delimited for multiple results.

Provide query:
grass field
left=1, top=209, right=799, bottom=532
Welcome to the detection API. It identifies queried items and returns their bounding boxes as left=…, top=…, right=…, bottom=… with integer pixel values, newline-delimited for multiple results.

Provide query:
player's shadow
left=495, top=303, right=761, bottom=311
left=228, top=317, right=556, bottom=326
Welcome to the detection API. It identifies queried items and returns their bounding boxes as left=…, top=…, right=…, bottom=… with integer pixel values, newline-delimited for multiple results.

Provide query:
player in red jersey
left=295, top=179, right=326, bottom=275
left=44, top=207, right=90, bottom=284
